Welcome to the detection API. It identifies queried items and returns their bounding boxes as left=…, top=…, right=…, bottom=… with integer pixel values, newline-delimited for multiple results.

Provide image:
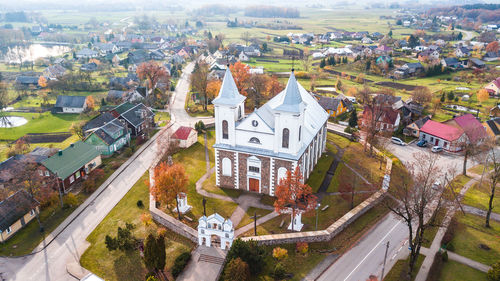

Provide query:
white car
left=391, top=137, right=406, bottom=146
left=431, top=146, right=444, bottom=153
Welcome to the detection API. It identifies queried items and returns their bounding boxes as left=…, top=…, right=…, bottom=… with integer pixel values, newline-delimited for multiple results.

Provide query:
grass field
left=462, top=182, right=500, bottom=212
left=384, top=254, right=426, bottom=281
left=435, top=260, right=488, bottom=281
left=450, top=213, right=500, bottom=266
left=80, top=172, right=195, bottom=281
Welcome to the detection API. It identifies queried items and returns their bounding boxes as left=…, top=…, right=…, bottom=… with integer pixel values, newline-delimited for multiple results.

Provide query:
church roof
left=212, top=68, right=246, bottom=106
left=274, top=71, right=304, bottom=113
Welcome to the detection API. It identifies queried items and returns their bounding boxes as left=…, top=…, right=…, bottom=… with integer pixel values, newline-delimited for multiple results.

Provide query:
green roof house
left=84, top=119, right=130, bottom=156
left=42, top=141, right=101, bottom=192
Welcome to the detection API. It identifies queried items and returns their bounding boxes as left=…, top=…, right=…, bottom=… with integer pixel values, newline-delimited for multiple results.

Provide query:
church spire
left=212, top=67, right=246, bottom=106
left=275, top=70, right=304, bottom=113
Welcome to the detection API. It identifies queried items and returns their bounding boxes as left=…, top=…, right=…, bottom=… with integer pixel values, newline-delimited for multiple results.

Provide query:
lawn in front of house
left=384, top=254, right=426, bottom=281
left=306, top=151, right=335, bottom=193
left=449, top=213, right=500, bottom=266
left=167, top=131, right=238, bottom=221
left=0, top=112, right=90, bottom=141
left=154, top=111, right=170, bottom=127
left=80, top=172, right=195, bottom=281
left=435, top=260, right=488, bottom=281
left=236, top=207, right=273, bottom=229
left=462, top=182, right=500, bottom=212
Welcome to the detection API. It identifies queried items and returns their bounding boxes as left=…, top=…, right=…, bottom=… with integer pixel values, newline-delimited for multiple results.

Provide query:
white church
left=212, top=68, right=329, bottom=196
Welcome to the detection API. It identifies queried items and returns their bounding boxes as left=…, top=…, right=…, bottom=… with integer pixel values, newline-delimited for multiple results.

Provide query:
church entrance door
left=249, top=178, right=259, bottom=192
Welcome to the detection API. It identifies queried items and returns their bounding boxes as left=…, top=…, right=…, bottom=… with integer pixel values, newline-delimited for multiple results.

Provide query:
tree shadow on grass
left=113, top=250, right=147, bottom=281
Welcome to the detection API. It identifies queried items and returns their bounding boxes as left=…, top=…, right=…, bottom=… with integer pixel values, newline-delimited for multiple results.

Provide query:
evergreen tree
left=365, top=60, right=371, bottom=71
left=207, top=31, right=213, bottom=40
left=331, top=56, right=336, bottom=66
left=348, top=109, right=358, bottom=127
left=440, top=93, right=445, bottom=103
left=156, top=234, right=166, bottom=271
left=408, top=34, right=419, bottom=48
left=320, top=58, right=326, bottom=68
left=457, top=32, right=463, bottom=40
left=144, top=233, right=157, bottom=270
left=388, top=30, right=393, bottom=37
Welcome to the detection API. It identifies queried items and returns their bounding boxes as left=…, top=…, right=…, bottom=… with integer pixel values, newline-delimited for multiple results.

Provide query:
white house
left=172, top=126, right=198, bottom=148
left=239, top=52, right=250, bottom=62
left=53, top=96, right=88, bottom=113
left=197, top=213, right=234, bottom=250
left=212, top=68, right=329, bottom=196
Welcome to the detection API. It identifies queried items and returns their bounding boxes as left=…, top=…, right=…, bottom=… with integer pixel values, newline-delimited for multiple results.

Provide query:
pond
left=0, top=116, right=28, bottom=128
left=3, top=44, right=70, bottom=64
left=445, top=104, right=479, bottom=114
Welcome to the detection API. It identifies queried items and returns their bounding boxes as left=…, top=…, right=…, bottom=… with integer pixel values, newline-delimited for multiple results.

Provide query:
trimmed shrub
left=272, top=247, right=288, bottom=261
left=273, top=263, right=286, bottom=280
left=137, top=200, right=144, bottom=208
left=296, top=242, right=308, bottom=254
left=172, top=252, right=191, bottom=278
left=223, top=257, right=250, bottom=281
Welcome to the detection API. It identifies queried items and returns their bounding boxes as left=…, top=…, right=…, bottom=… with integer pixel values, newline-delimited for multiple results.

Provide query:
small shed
left=172, top=126, right=198, bottom=148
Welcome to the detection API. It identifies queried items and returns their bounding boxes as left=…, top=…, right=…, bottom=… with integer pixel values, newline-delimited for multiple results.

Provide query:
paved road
left=0, top=62, right=198, bottom=281
left=169, top=61, right=214, bottom=127
left=316, top=139, right=468, bottom=281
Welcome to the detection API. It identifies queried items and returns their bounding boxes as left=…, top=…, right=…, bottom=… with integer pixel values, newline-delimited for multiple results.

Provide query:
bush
left=272, top=247, right=288, bottom=261
left=488, top=261, right=500, bottom=281
left=296, top=242, right=308, bottom=254
left=344, top=126, right=358, bottom=134
left=226, top=239, right=265, bottom=275
left=145, top=272, right=157, bottom=281
left=223, top=257, right=250, bottom=281
left=445, top=242, right=454, bottom=252
left=441, top=250, right=448, bottom=261
left=442, top=216, right=458, bottom=245
left=172, top=252, right=191, bottom=278
left=137, top=200, right=144, bottom=208
left=273, top=263, right=286, bottom=280
left=63, top=193, right=79, bottom=208
left=105, top=223, right=137, bottom=252
left=294, top=71, right=310, bottom=79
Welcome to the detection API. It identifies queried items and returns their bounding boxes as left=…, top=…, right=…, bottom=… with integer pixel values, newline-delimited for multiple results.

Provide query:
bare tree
left=358, top=91, right=392, bottom=157
left=459, top=137, right=484, bottom=176
left=240, top=31, right=251, bottom=46
left=247, top=74, right=269, bottom=108
left=301, top=48, right=311, bottom=72
left=190, top=61, right=210, bottom=111
left=479, top=139, right=500, bottom=227
left=411, top=86, right=433, bottom=106
left=386, top=152, right=448, bottom=278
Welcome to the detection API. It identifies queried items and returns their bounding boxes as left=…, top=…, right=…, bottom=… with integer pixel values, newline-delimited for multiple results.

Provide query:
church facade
left=212, top=68, right=329, bottom=196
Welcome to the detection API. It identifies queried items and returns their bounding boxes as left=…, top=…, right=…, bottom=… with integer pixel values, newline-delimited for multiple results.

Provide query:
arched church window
left=222, top=120, right=228, bottom=139
left=222, top=158, right=232, bottom=176
left=249, top=137, right=260, bottom=144
left=282, top=128, right=289, bottom=148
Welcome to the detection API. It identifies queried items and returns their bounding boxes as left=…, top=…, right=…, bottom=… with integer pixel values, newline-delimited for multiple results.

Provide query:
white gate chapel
left=198, top=213, right=234, bottom=250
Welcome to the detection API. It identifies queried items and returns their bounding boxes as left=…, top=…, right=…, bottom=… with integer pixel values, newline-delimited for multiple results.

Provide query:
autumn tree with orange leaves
left=86, top=96, right=95, bottom=111
left=136, top=61, right=169, bottom=105
left=207, top=79, right=222, bottom=100
left=229, top=62, right=250, bottom=96
left=38, top=76, right=48, bottom=88
left=150, top=162, right=189, bottom=220
left=274, top=166, right=317, bottom=231
left=477, top=88, right=490, bottom=103
left=486, top=41, right=500, bottom=53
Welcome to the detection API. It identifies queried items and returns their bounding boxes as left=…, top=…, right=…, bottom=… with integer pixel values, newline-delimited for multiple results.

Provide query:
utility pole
left=254, top=211, right=257, bottom=236
left=381, top=241, right=390, bottom=280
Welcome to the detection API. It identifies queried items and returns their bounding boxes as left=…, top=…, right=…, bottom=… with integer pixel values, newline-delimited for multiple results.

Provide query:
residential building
left=76, top=48, right=99, bottom=59
left=441, top=57, right=462, bottom=68
left=212, top=69, right=328, bottom=195
left=467, top=58, right=486, bottom=69
left=484, top=117, right=500, bottom=141
left=361, top=106, right=401, bottom=132
left=444, top=114, right=488, bottom=145
left=110, top=103, right=155, bottom=136
left=41, top=141, right=102, bottom=193
left=0, top=190, right=39, bottom=242
left=455, top=46, right=471, bottom=58
left=84, top=119, right=130, bottom=155
left=419, top=120, right=466, bottom=152
left=404, top=116, right=431, bottom=137
left=43, top=64, right=67, bottom=80
left=172, top=126, right=198, bottom=148
left=317, top=96, right=348, bottom=118
left=53, top=96, right=88, bottom=113
left=15, top=76, right=39, bottom=87
left=485, top=77, right=500, bottom=96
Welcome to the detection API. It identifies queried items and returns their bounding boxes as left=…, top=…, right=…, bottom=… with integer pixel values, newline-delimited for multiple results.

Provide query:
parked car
left=391, top=137, right=406, bottom=146
left=417, top=139, right=428, bottom=147
left=432, top=181, right=441, bottom=190
left=431, top=146, right=443, bottom=153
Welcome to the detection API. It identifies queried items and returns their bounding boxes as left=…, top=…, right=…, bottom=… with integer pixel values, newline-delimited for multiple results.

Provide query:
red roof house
left=485, top=77, right=500, bottom=95
left=172, top=126, right=197, bottom=148
left=362, top=106, right=401, bottom=132
left=420, top=120, right=466, bottom=152
left=450, top=114, right=488, bottom=143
